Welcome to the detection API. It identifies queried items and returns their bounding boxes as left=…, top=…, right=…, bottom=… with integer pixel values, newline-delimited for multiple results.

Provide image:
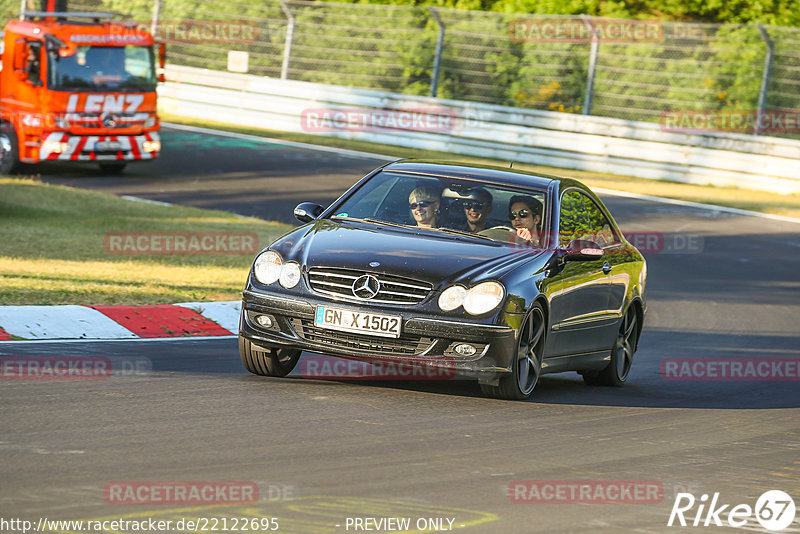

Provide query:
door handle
left=602, top=262, right=612, bottom=274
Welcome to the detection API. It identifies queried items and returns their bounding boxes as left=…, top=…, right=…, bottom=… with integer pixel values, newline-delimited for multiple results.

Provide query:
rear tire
left=99, top=162, right=127, bottom=174
left=239, top=336, right=301, bottom=377
left=480, top=303, right=546, bottom=400
left=0, top=122, right=21, bottom=175
left=583, top=304, right=639, bottom=387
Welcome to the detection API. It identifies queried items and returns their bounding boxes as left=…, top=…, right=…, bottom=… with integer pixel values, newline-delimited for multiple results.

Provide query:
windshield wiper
left=361, top=218, right=411, bottom=229
left=434, top=227, right=496, bottom=241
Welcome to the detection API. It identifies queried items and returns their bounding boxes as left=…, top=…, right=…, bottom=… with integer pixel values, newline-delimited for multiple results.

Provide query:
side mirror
left=13, top=39, right=29, bottom=78
left=294, top=202, right=324, bottom=223
left=157, top=42, right=166, bottom=82
left=563, top=239, right=604, bottom=261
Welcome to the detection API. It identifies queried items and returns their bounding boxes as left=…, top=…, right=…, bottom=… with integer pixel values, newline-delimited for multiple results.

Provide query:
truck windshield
left=48, top=45, right=156, bottom=91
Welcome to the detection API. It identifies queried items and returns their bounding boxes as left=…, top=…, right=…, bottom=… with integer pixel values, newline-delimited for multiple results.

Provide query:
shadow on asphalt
left=2, top=332, right=798, bottom=409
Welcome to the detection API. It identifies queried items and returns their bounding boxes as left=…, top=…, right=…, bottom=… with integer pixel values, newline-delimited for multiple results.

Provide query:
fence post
left=429, top=7, right=446, bottom=98
left=582, top=15, right=598, bottom=115
left=18, top=0, right=26, bottom=20
left=279, top=0, right=296, bottom=80
left=755, top=25, right=774, bottom=135
left=150, top=0, right=162, bottom=39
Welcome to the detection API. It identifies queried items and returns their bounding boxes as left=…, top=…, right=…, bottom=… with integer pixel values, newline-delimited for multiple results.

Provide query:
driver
left=457, top=187, right=493, bottom=233
left=26, top=45, right=41, bottom=85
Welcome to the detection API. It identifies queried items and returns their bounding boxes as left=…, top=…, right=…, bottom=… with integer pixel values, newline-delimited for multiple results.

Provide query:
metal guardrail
left=159, top=65, right=800, bottom=194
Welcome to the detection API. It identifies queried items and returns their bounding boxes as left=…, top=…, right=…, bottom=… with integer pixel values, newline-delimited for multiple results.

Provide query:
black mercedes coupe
left=239, top=160, right=647, bottom=400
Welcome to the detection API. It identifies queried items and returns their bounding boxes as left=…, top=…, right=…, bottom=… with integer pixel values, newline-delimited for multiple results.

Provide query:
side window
left=26, top=41, right=42, bottom=85
left=582, top=195, right=618, bottom=247
left=558, top=190, right=593, bottom=247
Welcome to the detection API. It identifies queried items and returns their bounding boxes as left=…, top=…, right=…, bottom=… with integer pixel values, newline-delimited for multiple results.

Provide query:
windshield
left=329, top=170, right=548, bottom=248
left=47, top=45, right=156, bottom=91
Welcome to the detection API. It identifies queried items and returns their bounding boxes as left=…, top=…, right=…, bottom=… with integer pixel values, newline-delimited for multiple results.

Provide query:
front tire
left=239, top=337, right=301, bottom=377
left=480, top=303, right=546, bottom=400
left=583, top=304, right=639, bottom=386
left=0, top=122, right=21, bottom=175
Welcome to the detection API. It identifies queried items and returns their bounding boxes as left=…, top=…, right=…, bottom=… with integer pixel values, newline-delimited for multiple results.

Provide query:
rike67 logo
left=668, top=490, right=796, bottom=531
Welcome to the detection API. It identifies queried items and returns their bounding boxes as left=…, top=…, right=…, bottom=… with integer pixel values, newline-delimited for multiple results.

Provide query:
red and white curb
left=0, top=301, right=240, bottom=341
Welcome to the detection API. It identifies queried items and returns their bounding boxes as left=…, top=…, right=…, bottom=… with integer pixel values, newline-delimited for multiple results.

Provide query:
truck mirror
left=58, top=44, right=76, bottom=57
left=45, top=34, right=74, bottom=57
left=13, top=39, right=29, bottom=75
left=157, top=42, right=166, bottom=82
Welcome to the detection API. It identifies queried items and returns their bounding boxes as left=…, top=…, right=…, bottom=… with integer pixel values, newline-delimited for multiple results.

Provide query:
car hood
left=271, top=219, right=545, bottom=287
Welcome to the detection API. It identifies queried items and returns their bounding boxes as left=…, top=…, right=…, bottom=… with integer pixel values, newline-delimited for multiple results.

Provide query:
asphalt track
left=1, top=125, right=799, bottom=533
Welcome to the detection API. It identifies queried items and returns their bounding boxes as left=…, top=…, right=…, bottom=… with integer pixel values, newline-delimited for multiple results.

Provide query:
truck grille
left=307, top=268, right=432, bottom=305
left=60, top=113, right=147, bottom=129
left=290, top=319, right=434, bottom=356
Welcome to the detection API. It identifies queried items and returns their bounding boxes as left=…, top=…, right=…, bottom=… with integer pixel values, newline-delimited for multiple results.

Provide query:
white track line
left=120, top=195, right=174, bottom=207
left=164, top=122, right=396, bottom=161
left=594, top=187, right=800, bottom=225
left=165, top=122, right=800, bottom=225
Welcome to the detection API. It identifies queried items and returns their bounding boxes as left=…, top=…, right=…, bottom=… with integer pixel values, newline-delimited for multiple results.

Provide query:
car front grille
left=290, top=318, right=434, bottom=356
left=307, top=268, right=432, bottom=305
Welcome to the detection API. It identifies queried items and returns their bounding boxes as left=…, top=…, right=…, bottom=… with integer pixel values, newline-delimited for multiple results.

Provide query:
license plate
left=95, top=141, right=121, bottom=151
left=314, top=305, right=401, bottom=338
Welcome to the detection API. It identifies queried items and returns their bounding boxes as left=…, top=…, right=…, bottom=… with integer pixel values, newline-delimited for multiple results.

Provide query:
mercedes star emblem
left=352, top=274, right=380, bottom=299
left=101, top=113, right=118, bottom=128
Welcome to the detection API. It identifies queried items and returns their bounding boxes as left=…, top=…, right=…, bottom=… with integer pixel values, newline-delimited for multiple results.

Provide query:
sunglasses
left=409, top=201, right=435, bottom=210
left=509, top=209, right=531, bottom=220
left=463, top=201, right=486, bottom=211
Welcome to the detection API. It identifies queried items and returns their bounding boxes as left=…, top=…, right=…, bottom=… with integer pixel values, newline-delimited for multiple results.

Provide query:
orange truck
left=0, top=0, right=164, bottom=174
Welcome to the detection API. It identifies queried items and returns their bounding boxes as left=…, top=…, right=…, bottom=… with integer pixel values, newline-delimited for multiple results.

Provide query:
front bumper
left=36, top=132, right=160, bottom=161
left=240, top=289, right=519, bottom=378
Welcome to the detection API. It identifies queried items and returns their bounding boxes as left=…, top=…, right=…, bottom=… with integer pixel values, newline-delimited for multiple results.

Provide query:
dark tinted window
left=582, top=194, right=618, bottom=246
left=558, top=191, right=592, bottom=247
left=559, top=190, right=617, bottom=247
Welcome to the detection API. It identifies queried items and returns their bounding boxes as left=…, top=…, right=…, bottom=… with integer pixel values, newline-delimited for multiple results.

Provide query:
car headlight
left=279, top=262, right=301, bottom=289
left=438, top=281, right=505, bottom=315
left=463, top=281, right=505, bottom=315
left=143, top=140, right=161, bottom=152
left=253, top=251, right=282, bottom=285
left=438, top=285, right=467, bottom=311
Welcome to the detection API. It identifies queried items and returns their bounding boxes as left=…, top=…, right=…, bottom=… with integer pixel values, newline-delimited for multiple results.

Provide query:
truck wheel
left=99, top=162, right=127, bottom=174
left=0, top=122, right=21, bottom=175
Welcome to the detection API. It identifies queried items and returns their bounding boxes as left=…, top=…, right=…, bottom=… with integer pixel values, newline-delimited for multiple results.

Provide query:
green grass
left=162, top=113, right=800, bottom=220
left=0, top=177, right=293, bottom=305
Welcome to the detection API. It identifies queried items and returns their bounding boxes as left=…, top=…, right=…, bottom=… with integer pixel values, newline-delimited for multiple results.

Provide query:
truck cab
left=0, top=8, right=163, bottom=174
